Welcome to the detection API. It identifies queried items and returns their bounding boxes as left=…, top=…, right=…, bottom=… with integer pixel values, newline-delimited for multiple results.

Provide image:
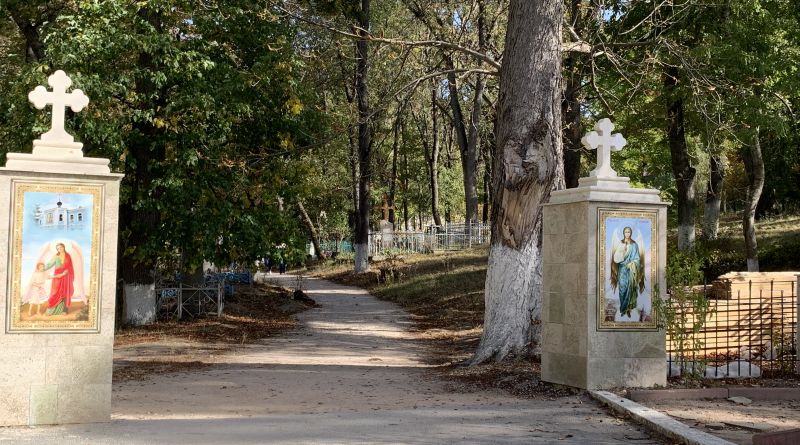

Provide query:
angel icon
left=610, top=226, right=645, bottom=318
left=23, top=240, right=87, bottom=316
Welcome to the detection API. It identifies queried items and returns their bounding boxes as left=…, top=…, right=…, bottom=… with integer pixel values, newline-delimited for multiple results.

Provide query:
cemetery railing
left=155, top=280, right=225, bottom=320
left=666, top=277, right=798, bottom=378
left=311, top=223, right=492, bottom=257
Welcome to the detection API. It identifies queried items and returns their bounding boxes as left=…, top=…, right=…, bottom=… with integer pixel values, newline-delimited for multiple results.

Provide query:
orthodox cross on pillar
left=28, top=70, right=89, bottom=148
left=581, top=118, right=627, bottom=178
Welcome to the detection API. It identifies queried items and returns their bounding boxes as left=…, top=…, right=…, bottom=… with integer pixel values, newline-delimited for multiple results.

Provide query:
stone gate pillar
left=0, top=71, right=123, bottom=425
left=541, top=119, right=668, bottom=389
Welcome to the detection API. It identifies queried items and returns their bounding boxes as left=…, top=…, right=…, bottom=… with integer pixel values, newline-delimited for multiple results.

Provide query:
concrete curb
left=590, top=390, right=736, bottom=445
left=629, top=387, right=800, bottom=402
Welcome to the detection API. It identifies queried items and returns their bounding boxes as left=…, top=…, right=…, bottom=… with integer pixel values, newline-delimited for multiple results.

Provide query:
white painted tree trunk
left=703, top=200, right=721, bottom=240
left=354, top=243, right=369, bottom=273
left=470, top=0, right=562, bottom=364
left=123, top=283, right=156, bottom=326
left=473, top=241, right=541, bottom=363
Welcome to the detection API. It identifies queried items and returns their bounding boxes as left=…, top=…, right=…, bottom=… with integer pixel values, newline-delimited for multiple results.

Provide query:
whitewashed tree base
left=472, top=242, right=541, bottom=363
left=353, top=243, right=369, bottom=273
left=124, top=283, right=156, bottom=326
left=677, top=224, right=695, bottom=252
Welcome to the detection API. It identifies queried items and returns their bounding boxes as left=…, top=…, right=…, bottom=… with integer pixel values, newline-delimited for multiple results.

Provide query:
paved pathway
left=0, top=275, right=661, bottom=444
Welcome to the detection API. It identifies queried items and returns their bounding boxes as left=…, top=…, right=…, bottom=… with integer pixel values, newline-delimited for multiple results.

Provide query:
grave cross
left=28, top=70, right=89, bottom=146
left=581, top=118, right=627, bottom=178
left=380, top=194, right=394, bottom=221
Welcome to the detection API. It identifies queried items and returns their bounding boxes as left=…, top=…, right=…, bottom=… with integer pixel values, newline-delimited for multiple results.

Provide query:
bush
left=655, top=250, right=714, bottom=379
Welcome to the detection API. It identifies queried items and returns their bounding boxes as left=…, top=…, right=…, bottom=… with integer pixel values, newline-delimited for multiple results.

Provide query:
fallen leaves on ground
left=114, top=283, right=314, bottom=382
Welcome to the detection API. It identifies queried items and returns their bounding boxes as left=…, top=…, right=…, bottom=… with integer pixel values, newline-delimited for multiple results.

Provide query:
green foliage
left=0, top=0, right=326, bottom=275
left=655, top=250, right=714, bottom=379
left=666, top=250, right=705, bottom=288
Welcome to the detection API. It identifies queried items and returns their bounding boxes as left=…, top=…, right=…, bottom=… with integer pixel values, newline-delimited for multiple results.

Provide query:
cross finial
left=581, top=118, right=627, bottom=178
left=28, top=70, right=89, bottom=149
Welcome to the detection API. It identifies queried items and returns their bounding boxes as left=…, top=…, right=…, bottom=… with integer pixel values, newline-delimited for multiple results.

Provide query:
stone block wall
left=542, top=200, right=667, bottom=389
left=0, top=170, right=120, bottom=426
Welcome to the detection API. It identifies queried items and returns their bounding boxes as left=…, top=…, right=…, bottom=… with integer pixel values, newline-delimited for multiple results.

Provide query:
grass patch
left=695, top=214, right=800, bottom=280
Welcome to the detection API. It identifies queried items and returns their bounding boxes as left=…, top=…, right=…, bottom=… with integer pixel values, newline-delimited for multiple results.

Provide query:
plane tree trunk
left=471, top=0, right=564, bottom=364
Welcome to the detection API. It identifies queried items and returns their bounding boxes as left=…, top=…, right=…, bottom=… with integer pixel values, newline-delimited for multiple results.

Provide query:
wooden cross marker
left=28, top=70, right=89, bottom=148
left=581, top=118, right=627, bottom=178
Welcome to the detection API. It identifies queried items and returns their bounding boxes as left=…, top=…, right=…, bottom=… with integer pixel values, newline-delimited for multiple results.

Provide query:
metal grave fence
left=156, top=281, right=225, bottom=320
left=312, top=223, right=491, bottom=256
left=667, top=277, right=798, bottom=378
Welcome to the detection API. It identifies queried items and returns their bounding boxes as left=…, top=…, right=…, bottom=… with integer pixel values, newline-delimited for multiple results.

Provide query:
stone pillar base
left=541, top=186, right=668, bottom=390
left=0, top=164, right=122, bottom=426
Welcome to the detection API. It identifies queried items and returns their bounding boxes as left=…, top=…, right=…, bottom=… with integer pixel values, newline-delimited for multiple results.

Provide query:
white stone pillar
left=0, top=71, right=123, bottom=425
left=541, top=119, right=668, bottom=389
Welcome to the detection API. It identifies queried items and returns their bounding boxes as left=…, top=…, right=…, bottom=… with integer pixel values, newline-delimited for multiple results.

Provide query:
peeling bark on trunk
left=664, top=66, right=696, bottom=252
left=353, top=0, right=372, bottom=273
left=703, top=154, right=724, bottom=240
left=472, top=0, right=564, bottom=364
left=742, top=131, right=764, bottom=272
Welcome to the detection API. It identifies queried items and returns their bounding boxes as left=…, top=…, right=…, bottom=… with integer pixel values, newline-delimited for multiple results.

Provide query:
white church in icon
left=33, top=198, right=86, bottom=230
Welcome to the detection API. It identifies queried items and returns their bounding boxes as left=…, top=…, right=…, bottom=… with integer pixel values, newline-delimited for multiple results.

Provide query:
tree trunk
left=561, top=0, right=584, bottom=189
left=389, top=112, right=400, bottom=226
left=703, top=154, right=724, bottom=240
left=425, top=83, right=443, bottom=227
left=348, top=125, right=359, bottom=231
left=472, top=0, right=563, bottom=364
left=664, top=66, right=696, bottom=252
left=742, top=130, right=764, bottom=272
left=445, top=62, right=480, bottom=225
left=298, top=200, right=322, bottom=259
left=482, top=141, right=491, bottom=224
left=402, top=153, right=410, bottom=231
left=7, top=5, right=46, bottom=63
left=352, top=0, right=372, bottom=273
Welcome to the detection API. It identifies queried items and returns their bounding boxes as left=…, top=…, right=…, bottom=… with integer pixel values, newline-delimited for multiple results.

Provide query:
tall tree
left=562, top=0, right=589, bottom=188
left=742, top=131, right=764, bottom=271
left=472, top=0, right=564, bottom=363
left=703, top=154, right=724, bottom=240
left=418, top=81, right=443, bottom=227
left=353, top=0, right=372, bottom=272
left=664, top=66, right=697, bottom=252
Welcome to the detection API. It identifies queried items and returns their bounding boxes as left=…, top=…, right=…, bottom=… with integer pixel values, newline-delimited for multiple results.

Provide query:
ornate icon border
left=6, top=181, right=104, bottom=333
left=597, top=208, right=659, bottom=331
